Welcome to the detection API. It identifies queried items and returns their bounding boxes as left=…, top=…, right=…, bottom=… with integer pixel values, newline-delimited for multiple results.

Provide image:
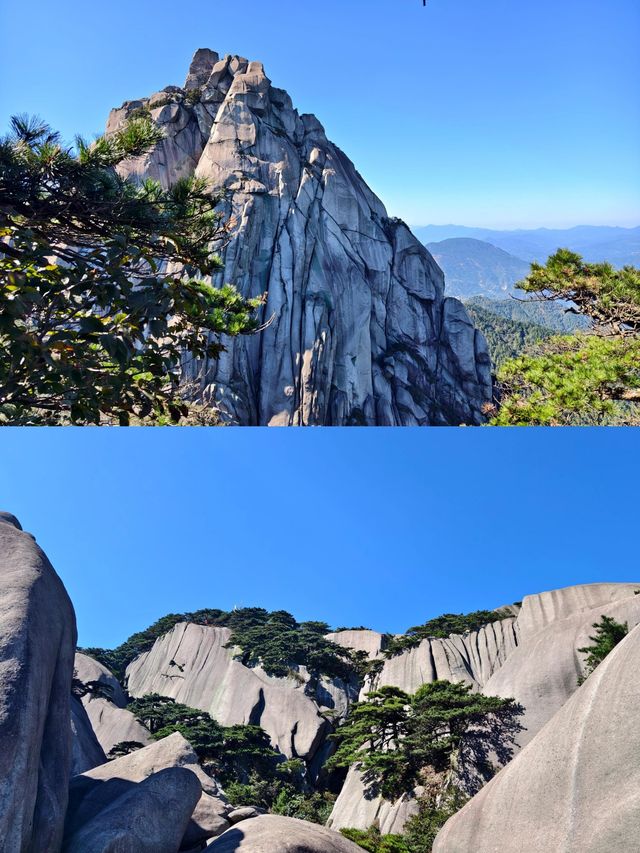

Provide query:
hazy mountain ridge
left=415, top=224, right=640, bottom=267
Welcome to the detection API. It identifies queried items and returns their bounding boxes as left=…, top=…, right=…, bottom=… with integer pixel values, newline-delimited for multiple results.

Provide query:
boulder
left=63, top=767, right=201, bottom=853
left=433, top=622, right=640, bottom=853
left=70, top=695, right=107, bottom=774
left=74, top=652, right=152, bottom=755
left=0, top=512, right=76, bottom=853
left=206, top=814, right=366, bottom=852
left=66, top=732, right=231, bottom=848
left=107, top=51, right=492, bottom=426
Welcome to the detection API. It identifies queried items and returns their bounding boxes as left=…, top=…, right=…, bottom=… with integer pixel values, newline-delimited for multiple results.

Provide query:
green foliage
left=340, top=827, right=410, bottom=853
left=0, top=114, right=262, bottom=425
left=493, top=251, right=640, bottom=425
left=493, top=334, right=640, bottom=426
left=225, top=609, right=356, bottom=681
left=328, top=681, right=523, bottom=801
left=272, top=789, right=337, bottom=825
left=402, top=789, right=469, bottom=853
left=465, top=295, right=589, bottom=333
left=578, top=615, right=628, bottom=683
left=81, top=607, right=359, bottom=684
left=464, top=301, right=554, bottom=369
left=107, top=740, right=146, bottom=759
left=385, top=610, right=512, bottom=657
left=128, top=694, right=225, bottom=757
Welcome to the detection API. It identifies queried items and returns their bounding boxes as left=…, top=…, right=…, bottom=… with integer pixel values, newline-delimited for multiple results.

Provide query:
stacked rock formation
left=107, top=49, right=493, bottom=426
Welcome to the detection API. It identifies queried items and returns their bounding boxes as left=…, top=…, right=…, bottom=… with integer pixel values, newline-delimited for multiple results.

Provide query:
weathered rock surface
left=375, top=617, right=519, bottom=695
left=63, top=767, right=201, bottom=853
left=70, top=695, right=107, bottom=774
left=206, top=814, right=365, bottom=852
left=327, top=768, right=422, bottom=836
left=0, top=512, right=76, bottom=853
left=433, top=622, right=640, bottom=853
left=330, top=585, right=640, bottom=833
left=107, top=49, right=492, bottom=426
left=126, top=623, right=356, bottom=761
left=326, top=629, right=387, bottom=660
left=484, top=586, right=640, bottom=747
left=74, top=652, right=152, bottom=755
left=67, top=732, right=231, bottom=849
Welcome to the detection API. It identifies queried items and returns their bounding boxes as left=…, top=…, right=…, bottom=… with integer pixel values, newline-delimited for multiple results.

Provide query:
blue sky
left=1, top=428, right=638, bottom=648
left=1, top=0, right=638, bottom=228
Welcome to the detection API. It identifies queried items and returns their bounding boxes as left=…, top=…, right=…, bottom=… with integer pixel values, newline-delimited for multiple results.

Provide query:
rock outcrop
left=483, top=587, right=640, bottom=747
left=74, top=652, right=152, bottom=755
left=107, top=49, right=492, bottom=426
left=63, top=767, right=201, bottom=853
left=206, top=814, right=365, bottom=852
left=0, top=512, right=77, bottom=853
left=125, top=623, right=356, bottom=762
left=330, top=584, right=640, bottom=832
left=433, top=622, right=640, bottom=853
left=66, top=732, right=231, bottom=849
left=70, top=695, right=107, bottom=774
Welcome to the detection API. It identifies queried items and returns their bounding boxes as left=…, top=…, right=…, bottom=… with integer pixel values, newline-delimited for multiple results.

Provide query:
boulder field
left=2, top=509, right=640, bottom=852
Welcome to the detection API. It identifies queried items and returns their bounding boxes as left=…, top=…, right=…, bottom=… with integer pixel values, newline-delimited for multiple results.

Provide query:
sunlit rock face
left=107, top=49, right=492, bottom=425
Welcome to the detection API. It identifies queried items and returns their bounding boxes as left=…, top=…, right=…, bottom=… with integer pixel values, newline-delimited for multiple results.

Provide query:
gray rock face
left=63, top=767, right=201, bottom=853
left=67, top=732, right=231, bottom=849
left=107, top=49, right=492, bottom=426
left=0, top=513, right=76, bottom=853
left=330, top=584, right=640, bottom=833
left=74, top=653, right=152, bottom=755
left=126, top=623, right=356, bottom=762
left=70, top=695, right=107, bottom=774
left=484, top=588, right=640, bottom=748
left=206, top=814, right=365, bottom=852
left=433, top=622, right=640, bottom=853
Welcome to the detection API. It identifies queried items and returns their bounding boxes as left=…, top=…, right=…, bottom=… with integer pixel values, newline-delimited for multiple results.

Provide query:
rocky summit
left=3, top=513, right=640, bottom=852
left=106, top=49, right=492, bottom=426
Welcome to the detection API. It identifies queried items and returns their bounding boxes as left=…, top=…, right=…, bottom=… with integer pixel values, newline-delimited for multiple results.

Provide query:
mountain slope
left=427, top=238, right=531, bottom=298
left=106, top=49, right=492, bottom=426
left=415, top=225, right=640, bottom=267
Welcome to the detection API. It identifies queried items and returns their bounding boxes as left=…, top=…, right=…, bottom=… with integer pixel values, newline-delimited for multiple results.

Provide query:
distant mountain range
left=426, top=238, right=531, bottom=299
left=416, top=224, right=640, bottom=267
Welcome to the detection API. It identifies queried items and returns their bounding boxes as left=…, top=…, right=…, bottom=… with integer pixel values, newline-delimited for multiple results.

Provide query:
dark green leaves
left=0, top=114, right=262, bottom=425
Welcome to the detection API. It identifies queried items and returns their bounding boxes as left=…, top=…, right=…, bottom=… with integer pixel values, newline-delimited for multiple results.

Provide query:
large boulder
left=107, top=50, right=492, bottom=426
left=126, top=623, right=356, bottom=762
left=0, top=512, right=76, bottom=853
left=66, top=732, right=231, bottom=849
left=433, top=621, right=640, bottom=853
left=63, top=767, right=201, bottom=853
left=74, top=652, right=152, bottom=755
left=206, top=814, right=365, bottom=852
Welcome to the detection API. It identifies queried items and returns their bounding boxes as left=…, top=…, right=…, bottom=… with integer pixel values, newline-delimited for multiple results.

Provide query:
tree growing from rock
left=0, top=115, right=263, bottom=424
left=491, top=250, right=640, bottom=425
left=328, top=681, right=524, bottom=800
left=578, top=615, right=628, bottom=684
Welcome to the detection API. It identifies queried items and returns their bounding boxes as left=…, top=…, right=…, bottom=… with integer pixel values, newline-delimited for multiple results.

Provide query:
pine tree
left=0, top=114, right=263, bottom=424
left=578, top=615, right=628, bottom=683
left=491, top=250, right=640, bottom=425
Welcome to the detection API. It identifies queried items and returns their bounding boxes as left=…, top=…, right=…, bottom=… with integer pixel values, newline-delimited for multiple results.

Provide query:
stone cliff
left=107, top=49, right=492, bottom=425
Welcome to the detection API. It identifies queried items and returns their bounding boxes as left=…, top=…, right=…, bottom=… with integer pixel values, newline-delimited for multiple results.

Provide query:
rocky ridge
left=107, top=49, right=492, bottom=426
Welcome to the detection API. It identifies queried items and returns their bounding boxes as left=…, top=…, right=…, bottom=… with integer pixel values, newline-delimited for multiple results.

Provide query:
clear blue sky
left=1, top=0, right=638, bottom=228
left=1, top=428, right=638, bottom=649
